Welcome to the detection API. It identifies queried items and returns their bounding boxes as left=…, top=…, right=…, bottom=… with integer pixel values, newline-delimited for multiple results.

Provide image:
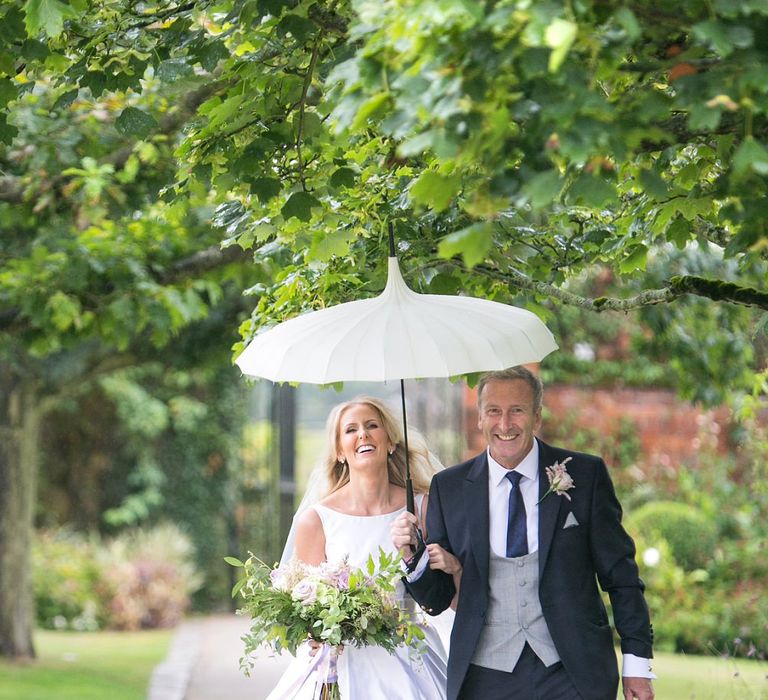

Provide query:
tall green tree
left=0, top=47, right=258, bottom=656
left=3, top=0, right=768, bottom=658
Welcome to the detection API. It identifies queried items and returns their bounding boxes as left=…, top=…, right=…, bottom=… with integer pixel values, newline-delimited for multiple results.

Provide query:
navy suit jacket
left=406, top=440, right=653, bottom=700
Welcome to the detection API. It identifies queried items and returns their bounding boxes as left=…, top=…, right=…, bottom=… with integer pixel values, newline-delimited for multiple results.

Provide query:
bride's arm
left=293, top=508, right=326, bottom=566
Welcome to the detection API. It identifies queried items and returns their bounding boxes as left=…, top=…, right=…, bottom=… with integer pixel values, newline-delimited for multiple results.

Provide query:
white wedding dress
left=265, top=498, right=450, bottom=699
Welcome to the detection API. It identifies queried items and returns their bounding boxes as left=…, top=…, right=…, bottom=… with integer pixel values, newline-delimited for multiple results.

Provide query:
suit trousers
left=457, top=643, right=583, bottom=700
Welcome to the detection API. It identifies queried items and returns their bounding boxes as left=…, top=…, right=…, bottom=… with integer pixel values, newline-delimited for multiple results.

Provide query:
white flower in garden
left=642, top=547, right=661, bottom=567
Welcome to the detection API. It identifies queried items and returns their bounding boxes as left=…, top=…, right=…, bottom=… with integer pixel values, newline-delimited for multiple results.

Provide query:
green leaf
left=0, top=114, right=19, bottom=145
left=192, top=39, right=229, bottom=72
left=732, top=137, right=768, bottom=178
left=666, top=217, right=691, bottom=250
left=24, top=0, right=78, bottom=38
left=544, top=18, right=577, bottom=73
left=639, top=169, right=668, bottom=200
left=276, top=13, right=315, bottom=41
left=410, top=171, right=461, bottom=212
left=619, top=244, right=648, bottom=273
left=307, top=230, right=351, bottom=262
left=281, top=191, right=321, bottom=222
left=115, top=107, right=159, bottom=139
left=566, top=173, right=616, bottom=207
left=0, top=78, right=18, bottom=108
left=52, top=87, right=78, bottom=111
left=329, top=167, right=357, bottom=189
left=352, top=92, right=391, bottom=130
left=82, top=70, right=106, bottom=97
left=21, top=38, right=49, bottom=60
left=692, top=20, right=733, bottom=57
left=523, top=170, right=562, bottom=209
left=47, top=291, right=81, bottom=331
left=231, top=578, right=246, bottom=598
left=437, top=222, right=492, bottom=268
left=224, top=556, right=245, bottom=568
left=250, top=177, right=282, bottom=203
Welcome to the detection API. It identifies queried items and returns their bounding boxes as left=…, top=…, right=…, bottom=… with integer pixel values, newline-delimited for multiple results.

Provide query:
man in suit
left=392, top=366, right=654, bottom=700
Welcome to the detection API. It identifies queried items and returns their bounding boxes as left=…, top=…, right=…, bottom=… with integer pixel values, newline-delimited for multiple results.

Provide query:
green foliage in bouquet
left=226, top=548, right=426, bottom=673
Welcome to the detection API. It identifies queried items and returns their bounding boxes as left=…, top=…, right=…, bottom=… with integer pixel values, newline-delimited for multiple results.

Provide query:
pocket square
left=563, top=512, right=579, bottom=529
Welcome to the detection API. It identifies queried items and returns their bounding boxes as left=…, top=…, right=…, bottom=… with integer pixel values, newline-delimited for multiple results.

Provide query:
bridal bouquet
left=227, top=548, right=426, bottom=699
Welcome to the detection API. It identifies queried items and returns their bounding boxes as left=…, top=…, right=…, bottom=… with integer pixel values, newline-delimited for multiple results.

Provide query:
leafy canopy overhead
left=3, top=0, right=767, bottom=395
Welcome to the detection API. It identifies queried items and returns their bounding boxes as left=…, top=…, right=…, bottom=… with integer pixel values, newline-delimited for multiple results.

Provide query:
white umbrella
left=236, top=247, right=558, bottom=517
left=236, top=258, right=557, bottom=382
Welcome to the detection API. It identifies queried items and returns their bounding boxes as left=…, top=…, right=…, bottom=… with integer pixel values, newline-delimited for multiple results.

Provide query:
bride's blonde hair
left=319, top=396, right=443, bottom=498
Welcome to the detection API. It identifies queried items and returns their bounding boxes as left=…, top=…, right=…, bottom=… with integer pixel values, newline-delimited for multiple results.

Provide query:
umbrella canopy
left=235, top=257, right=558, bottom=383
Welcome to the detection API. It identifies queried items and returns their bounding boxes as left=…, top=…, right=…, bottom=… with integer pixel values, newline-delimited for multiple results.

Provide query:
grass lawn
left=0, top=628, right=173, bottom=700
left=635, top=649, right=768, bottom=699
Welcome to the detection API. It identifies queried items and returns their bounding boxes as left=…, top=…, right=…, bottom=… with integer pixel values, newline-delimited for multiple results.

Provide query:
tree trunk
left=0, top=369, right=39, bottom=659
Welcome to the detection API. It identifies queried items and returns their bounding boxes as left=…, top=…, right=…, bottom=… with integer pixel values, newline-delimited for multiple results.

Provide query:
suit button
left=520, top=601, right=528, bottom=607
left=519, top=580, right=526, bottom=587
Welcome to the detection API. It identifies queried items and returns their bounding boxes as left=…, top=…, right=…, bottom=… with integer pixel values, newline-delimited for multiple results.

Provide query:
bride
left=266, top=396, right=455, bottom=699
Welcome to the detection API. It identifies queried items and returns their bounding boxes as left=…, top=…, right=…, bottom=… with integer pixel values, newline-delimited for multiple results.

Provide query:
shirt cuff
left=401, top=548, right=429, bottom=582
left=622, top=654, right=656, bottom=679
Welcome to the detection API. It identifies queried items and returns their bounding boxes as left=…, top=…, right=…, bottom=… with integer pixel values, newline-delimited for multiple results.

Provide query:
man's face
left=477, top=379, right=541, bottom=470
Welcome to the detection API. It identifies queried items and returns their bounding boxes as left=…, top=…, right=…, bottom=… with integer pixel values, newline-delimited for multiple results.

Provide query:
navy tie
left=505, top=470, right=528, bottom=558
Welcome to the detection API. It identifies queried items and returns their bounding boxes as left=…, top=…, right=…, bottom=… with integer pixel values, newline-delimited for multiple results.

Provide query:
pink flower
left=540, top=457, right=575, bottom=502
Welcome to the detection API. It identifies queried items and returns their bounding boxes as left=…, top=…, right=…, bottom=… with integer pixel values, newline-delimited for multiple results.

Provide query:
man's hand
left=391, top=510, right=420, bottom=557
left=622, top=677, right=654, bottom=700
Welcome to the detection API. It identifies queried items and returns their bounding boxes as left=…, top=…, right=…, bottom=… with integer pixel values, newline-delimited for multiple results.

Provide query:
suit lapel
left=463, top=452, right=490, bottom=584
left=537, top=439, right=564, bottom=577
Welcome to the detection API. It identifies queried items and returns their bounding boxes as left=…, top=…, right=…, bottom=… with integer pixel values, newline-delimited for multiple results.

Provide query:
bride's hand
left=308, top=639, right=344, bottom=657
left=427, top=543, right=462, bottom=575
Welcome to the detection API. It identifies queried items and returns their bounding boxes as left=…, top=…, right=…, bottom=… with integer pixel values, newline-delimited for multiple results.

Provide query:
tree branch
left=475, top=264, right=768, bottom=311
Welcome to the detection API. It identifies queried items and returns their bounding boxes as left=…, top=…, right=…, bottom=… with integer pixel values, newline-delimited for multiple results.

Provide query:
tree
left=3, top=0, right=768, bottom=657
left=0, top=49, right=260, bottom=657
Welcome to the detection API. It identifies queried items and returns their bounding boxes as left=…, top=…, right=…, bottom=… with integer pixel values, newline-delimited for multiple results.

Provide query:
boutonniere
left=539, top=456, right=575, bottom=503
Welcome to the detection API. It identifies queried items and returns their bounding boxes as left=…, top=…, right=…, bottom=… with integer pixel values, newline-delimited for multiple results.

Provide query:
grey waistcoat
left=471, top=550, right=560, bottom=672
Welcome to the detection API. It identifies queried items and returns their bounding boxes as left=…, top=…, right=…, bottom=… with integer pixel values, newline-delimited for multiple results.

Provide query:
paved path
left=147, top=614, right=291, bottom=700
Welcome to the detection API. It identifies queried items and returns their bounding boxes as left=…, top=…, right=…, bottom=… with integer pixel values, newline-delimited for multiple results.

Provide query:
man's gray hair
left=476, top=366, right=544, bottom=413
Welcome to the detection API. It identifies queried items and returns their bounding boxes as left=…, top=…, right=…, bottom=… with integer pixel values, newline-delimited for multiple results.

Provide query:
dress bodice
left=313, top=499, right=420, bottom=569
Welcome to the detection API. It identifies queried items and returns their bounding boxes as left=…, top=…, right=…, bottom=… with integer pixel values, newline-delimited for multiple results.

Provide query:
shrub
left=626, top=500, right=717, bottom=571
left=100, top=523, right=203, bottom=630
left=33, top=529, right=107, bottom=631
left=32, top=523, right=202, bottom=631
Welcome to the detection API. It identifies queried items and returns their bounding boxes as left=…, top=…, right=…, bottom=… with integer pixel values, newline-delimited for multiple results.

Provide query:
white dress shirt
left=487, top=443, right=540, bottom=557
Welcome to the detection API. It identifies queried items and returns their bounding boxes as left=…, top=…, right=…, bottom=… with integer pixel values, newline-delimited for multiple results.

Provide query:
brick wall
left=462, top=383, right=731, bottom=470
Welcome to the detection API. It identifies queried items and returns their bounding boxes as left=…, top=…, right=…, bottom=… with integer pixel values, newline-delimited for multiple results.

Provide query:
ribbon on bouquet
left=275, top=642, right=340, bottom=699
left=313, top=644, right=339, bottom=684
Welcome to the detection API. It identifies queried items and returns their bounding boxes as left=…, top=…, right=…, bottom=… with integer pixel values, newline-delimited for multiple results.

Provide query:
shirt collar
left=487, top=438, right=540, bottom=487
